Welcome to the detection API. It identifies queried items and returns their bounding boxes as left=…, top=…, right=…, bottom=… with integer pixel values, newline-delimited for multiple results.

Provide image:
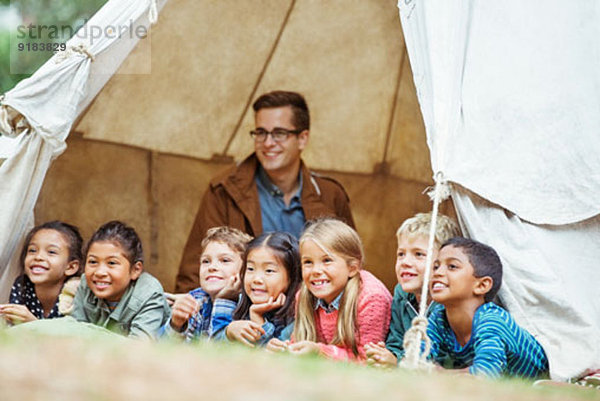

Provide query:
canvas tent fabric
left=0, top=0, right=165, bottom=301
left=398, top=0, right=600, bottom=380
left=3, top=0, right=437, bottom=305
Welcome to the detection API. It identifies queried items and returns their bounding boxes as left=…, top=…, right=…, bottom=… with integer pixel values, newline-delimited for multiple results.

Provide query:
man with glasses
left=175, top=90, right=355, bottom=292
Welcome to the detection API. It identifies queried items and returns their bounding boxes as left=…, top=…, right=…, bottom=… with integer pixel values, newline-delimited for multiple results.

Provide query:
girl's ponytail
left=293, top=284, right=317, bottom=342
left=333, top=273, right=361, bottom=356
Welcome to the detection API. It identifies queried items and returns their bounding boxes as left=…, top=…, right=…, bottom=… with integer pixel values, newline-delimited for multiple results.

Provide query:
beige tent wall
left=34, top=134, right=453, bottom=293
left=31, top=0, right=455, bottom=292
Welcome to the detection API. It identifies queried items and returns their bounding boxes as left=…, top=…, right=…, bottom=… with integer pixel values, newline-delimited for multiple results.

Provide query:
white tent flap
left=399, top=0, right=600, bottom=379
left=0, top=0, right=167, bottom=300
left=399, top=0, right=600, bottom=225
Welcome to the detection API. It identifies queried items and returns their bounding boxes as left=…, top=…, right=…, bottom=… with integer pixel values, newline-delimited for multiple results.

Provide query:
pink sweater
left=312, top=270, right=392, bottom=362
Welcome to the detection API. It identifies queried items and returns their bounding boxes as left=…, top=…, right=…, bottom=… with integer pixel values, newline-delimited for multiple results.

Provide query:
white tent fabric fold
left=0, top=0, right=166, bottom=301
left=399, top=0, right=600, bottom=379
left=453, top=186, right=600, bottom=381
left=400, top=0, right=600, bottom=226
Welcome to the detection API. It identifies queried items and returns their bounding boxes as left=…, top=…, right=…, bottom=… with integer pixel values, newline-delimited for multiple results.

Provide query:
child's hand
left=225, top=320, right=266, bottom=347
left=364, top=341, right=397, bottom=368
left=164, top=292, right=187, bottom=307
left=287, top=340, right=320, bottom=356
left=266, top=338, right=289, bottom=353
left=215, top=275, right=241, bottom=301
left=170, top=294, right=200, bottom=331
left=0, top=304, right=37, bottom=325
left=249, top=293, right=286, bottom=324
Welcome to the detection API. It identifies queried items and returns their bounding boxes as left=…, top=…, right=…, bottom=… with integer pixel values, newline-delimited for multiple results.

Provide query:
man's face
left=254, top=106, right=308, bottom=175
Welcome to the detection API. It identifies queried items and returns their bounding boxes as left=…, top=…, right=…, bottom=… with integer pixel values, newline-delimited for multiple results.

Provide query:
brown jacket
left=175, top=153, right=355, bottom=292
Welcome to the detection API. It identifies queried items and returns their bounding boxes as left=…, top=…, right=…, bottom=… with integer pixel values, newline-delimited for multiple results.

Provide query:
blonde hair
left=396, top=212, right=460, bottom=247
left=201, top=226, right=253, bottom=256
left=294, top=218, right=363, bottom=356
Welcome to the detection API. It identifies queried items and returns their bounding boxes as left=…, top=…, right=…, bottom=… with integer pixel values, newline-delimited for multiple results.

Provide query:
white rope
left=400, top=171, right=451, bottom=370
left=148, top=0, right=158, bottom=25
left=54, top=43, right=96, bottom=64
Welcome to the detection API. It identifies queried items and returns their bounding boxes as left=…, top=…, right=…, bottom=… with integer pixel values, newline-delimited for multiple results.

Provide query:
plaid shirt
left=160, top=288, right=236, bottom=341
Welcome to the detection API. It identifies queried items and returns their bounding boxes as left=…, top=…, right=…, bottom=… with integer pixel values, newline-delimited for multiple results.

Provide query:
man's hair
left=397, top=212, right=460, bottom=247
left=252, top=90, right=310, bottom=131
left=200, top=226, right=253, bottom=256
left=440, top=237, right=503, bottom=303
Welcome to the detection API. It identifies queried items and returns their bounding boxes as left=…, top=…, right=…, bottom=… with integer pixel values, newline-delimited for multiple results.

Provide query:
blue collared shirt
left=315, top=291, right=344, bottom=314
left=255, top=166, right=305, bottom=239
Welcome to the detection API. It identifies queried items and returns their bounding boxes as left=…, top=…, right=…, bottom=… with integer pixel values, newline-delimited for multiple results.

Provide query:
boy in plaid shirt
left=160, top=227, right=252, bottom=341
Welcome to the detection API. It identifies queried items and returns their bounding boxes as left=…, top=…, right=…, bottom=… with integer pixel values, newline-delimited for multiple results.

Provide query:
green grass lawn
left=0, top=322, right=598, bottom=401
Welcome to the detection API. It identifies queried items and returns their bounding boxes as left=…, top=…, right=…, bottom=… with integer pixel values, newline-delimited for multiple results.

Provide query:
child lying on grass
left=427, top=237, right=548, bottom=378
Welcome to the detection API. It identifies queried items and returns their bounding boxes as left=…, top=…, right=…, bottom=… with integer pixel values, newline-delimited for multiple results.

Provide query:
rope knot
left=54, top=43, right=96, bottom=64
left=400, top=316, right=434, bottom=371
left=426, top=171, right=451, bottom=202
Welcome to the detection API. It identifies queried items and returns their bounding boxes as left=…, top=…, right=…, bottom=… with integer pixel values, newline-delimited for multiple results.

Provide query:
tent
left=1, top=0, right=598, bottom=380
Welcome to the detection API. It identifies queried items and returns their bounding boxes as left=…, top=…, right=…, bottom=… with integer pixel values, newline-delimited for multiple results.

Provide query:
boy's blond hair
left=396, top=212, right=460, bottom=247
left=200, top=226, right=253, bottom=256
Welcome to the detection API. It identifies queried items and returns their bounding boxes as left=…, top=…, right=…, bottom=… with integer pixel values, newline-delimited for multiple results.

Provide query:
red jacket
left=175, top=153, right=355, bottom=292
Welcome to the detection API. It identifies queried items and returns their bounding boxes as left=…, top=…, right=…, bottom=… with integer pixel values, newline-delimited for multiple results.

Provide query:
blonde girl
left=268, top=218, right=393, bottom=361
left=1, top=221, right=83, bottom=324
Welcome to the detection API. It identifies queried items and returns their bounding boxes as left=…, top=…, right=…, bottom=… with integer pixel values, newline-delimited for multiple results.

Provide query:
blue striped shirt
left=427, top=302, right=548, bottom=378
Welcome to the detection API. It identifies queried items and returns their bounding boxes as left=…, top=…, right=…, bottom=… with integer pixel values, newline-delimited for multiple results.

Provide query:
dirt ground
left=0, top=328, right=597, bottom=401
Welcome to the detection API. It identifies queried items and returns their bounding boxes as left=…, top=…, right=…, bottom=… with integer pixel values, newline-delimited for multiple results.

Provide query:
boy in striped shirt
left=427, top=237, right=548, bottom=378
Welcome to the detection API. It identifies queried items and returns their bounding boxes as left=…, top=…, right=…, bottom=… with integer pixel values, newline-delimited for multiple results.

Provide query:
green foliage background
left=0, top=0, right=107, bottom=94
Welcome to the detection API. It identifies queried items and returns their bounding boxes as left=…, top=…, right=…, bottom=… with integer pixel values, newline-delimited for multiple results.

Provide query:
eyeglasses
left=249, top=128, right=303, bottom=142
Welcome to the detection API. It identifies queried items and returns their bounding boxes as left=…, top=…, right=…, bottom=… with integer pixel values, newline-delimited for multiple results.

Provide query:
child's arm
left=249, top=294, right=285, bottom=325
left=0, top=304, right=37, bottom=324
left=246, top=294, right=287, bottom=345
left=128, top=292, right=170, bottom=340
left=469, top=330, right=507, bottom=378
left=254, top=319, right=294, bottom=346
left=69, top=275, right=88, bottom=322
left=159, top=294, right=199, bottom=339
left=365, top=342, right=398, bottom=368
left=208, top=298, right=237, bottom=338
left=425, top=310, right=445, bottom=363
left=384, top=285, right=409, bottom=361
left=223, top=320, right=265, bottom=346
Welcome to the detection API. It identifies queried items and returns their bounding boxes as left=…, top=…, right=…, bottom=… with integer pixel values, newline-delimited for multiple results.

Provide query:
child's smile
left=199, top=241, right=243, bottom=299
left=430, top=245, right=479, bottom=305
left=395, top=234, right=429, bottom=294
left=24, top=229, right=72, bottom=287
left=85, top=241, right=141, bottom=303
left=300, top=239, right=358, bottom=305
left=245, top=247, right=289, bottom=304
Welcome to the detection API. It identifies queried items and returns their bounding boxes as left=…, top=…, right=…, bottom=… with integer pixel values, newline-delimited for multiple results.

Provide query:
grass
left=0, top=323, right=598, bottom=401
